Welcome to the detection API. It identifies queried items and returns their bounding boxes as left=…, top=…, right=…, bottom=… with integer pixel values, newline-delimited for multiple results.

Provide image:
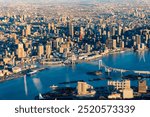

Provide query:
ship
left=26, top=70, right=38, bottom=76
left=39, top=93, right=44, bottom=99
left=50, top=85, right=58, bottom=90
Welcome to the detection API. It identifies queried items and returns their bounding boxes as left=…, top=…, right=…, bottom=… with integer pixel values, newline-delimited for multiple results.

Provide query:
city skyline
left=0, top=0, right=150, bottom=100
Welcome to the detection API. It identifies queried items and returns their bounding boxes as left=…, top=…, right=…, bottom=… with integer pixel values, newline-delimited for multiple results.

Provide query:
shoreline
left=0, top=48, right=148, bottom=83
left=0, top=67, right=48, bottom=83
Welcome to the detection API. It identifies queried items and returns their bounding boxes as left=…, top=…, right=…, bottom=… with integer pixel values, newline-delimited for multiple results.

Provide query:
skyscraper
left=112, top=39, right=117, bottom=49
left=68, top=22, right=74, bottom=37
left=48, top=23, right=51, bottom=32
left=136, top=35, right=141, bottom=45
left=38, top=44, right=44, bottom=57
left=17, top=43, right=26, bottom=58
left=79, top=27, right=84, bottom=40
left=46, top=43, right=52, bottom=58
left=118, top=26, right=122, bottom=36
left=26, top=25, right=31, bottom=36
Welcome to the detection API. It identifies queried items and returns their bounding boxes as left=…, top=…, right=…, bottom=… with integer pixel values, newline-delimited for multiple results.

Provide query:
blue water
left=0, top=50, right=150, bottom=100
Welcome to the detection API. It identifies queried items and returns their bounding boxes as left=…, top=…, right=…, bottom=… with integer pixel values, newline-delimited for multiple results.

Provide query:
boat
left=39, top=93, right=44, bottom=99
left=50, top=85, right=58, bottom=90
left=26, top=70, right=38, bottom=76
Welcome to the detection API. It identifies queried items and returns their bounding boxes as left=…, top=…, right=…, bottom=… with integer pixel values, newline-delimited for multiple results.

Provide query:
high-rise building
left=111, top=26, right=116, bottom=36
left=85, top=44, right=91, bottom=53
left=17, top=43, right=26, bottom=58
left=48, top=23, right=51, bottom=31
left=79, top=27, right=84, bottom=40
left=77, top=82, right=96, bottom=96
left=38, top=44, right=44, bottom=57
left=108, top=80, right=133, bottom=99
left=46, top=43, right=52, bottom=58
left=108, top=80, right=131, bottom=91
left=112, top=39, right=117, bottom=49
left=51, top=22, right=55, bottom=31
left=136, top=35, right=141, bottom=45
left=138, top=80, right=147, bottom=93
left=68, top=22, right=74, bottom=37
left=120, top=41, right=124, bottom=49
left=106, top=39, right=113, bottom=49
left=118, top=26, right=122, bottom=36
left=26, top=25, right=31, bottom=36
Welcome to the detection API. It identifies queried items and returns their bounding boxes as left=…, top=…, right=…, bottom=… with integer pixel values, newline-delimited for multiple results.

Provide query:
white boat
left=39, top=93, right=44, bottom=99
left=27, top=70, right=38, bottom=76
left=50, top=85, right=58, bottom=90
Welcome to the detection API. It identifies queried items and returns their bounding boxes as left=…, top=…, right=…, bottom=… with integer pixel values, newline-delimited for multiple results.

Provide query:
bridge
left=98, top=60, right=150, bottom=75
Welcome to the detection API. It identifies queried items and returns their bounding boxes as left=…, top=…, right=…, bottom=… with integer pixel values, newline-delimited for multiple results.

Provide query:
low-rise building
left=108, top=93, right=121, bottom=99
left=122, top=88, right=134, bottom=99
left=12, top=67, right=22, bottom=73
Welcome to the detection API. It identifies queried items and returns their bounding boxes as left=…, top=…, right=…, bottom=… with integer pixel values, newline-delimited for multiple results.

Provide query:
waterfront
left=0, top=50, right=150, bottom=100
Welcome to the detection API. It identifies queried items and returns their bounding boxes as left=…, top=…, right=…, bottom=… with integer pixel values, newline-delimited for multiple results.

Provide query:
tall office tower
left=48, top=23, right=51, bottom=32
left=17, top=43, right=26, bottom=58
left=38, top=44, right=44, bottom=57
left=85, top=44, right=91, bottom=53
left=120, top=41, right=125, bottom=49
left=136, top=35, right=141, bottom=45
left=99, top=29, right=102, bottom=36
left=68, top=22, right=74, bottom=37
left=106, top=39, right=113, bottom=49
left=25, top=25, right=31, bottom=36
left=138, top=80, right=147, bottom=93
left=111, top=26, right=116, bottom=36
left=77, top=82, right=96, bottom=96
left=22, top=29, right=25, bottom=36
left=145, top=33, right=149, bottom=43
left=107, top=31, right=111, bottom=38
left=79, top=27, right=84, bottom=40
left=112, top=39, right=117, bottom=49
left=46, top=43, right=52, bottom=58
left=118, top=26, right=122, bottom=36
left=51, top=22, right=55, bottom=31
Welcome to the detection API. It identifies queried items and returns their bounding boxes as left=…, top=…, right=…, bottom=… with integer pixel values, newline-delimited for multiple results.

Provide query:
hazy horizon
left=0, top=0, right=149, bottom=4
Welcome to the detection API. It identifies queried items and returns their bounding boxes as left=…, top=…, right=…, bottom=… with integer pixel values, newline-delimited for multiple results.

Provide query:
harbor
left=0, top=50, right=150, bottom=99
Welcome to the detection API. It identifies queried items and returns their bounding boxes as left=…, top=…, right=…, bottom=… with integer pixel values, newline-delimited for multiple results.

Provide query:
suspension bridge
left=98, top=60, right=150, bottom=75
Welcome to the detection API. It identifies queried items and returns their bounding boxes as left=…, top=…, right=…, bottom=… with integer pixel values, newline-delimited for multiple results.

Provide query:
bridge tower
left=99, top=60, right=103, bottom=70
left=120, top=69, right=123, bottom=77
left=105, top=67, right=111, bottom=76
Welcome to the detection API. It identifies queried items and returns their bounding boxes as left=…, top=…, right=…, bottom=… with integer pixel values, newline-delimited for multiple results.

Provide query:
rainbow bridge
left=98, top=60, right=150, bottom=75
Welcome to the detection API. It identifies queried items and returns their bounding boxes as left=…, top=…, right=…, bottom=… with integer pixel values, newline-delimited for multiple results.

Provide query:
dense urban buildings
left=0, top=0, right=150, bottom=100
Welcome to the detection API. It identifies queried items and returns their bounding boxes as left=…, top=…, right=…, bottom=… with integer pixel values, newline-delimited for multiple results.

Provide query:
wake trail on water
left=32, top=78, right=43, bottom=93
left=24, top=75, right=28, bottom=96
